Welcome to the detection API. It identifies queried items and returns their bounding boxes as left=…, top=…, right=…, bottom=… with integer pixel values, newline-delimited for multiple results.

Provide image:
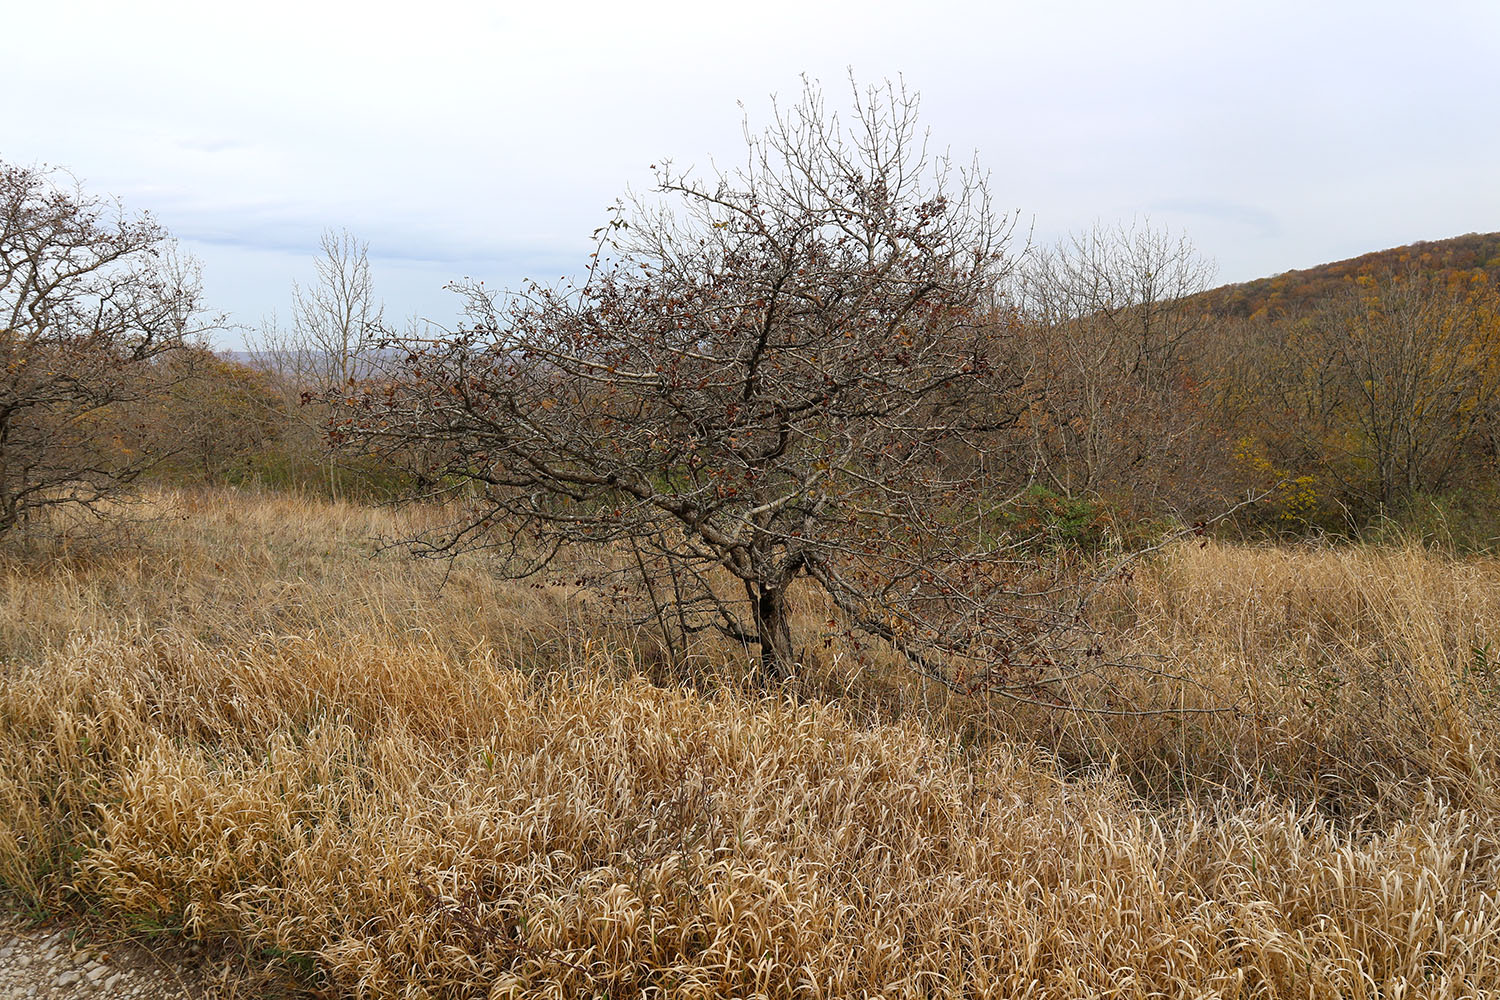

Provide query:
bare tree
left=354, top=79, right=1123, bottom=696
left=0, top=161, right=209, bottom=536
left=252, top=228, right=383, bottom=495
left=1009, top=222, right=1222, bottom=513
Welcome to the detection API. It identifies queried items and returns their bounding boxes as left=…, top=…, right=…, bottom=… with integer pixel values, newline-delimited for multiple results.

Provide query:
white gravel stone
left=0, top=917, right=211, bottom=999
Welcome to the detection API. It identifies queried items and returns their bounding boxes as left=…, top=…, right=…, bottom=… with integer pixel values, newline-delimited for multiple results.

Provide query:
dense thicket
left=119, top=230, right=1500, bottom=550
left=0, top=161, right=209, bottom=534
left=1203, top=242, right=1500, bottom=538
left=989, top=230, right=1500, bottom=544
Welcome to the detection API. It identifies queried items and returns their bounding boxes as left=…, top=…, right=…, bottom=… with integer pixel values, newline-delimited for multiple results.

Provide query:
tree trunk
left=755, top=584, right=796, bottom=687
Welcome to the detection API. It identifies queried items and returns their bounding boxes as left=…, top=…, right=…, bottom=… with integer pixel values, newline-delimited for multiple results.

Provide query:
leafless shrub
left=0, top=160, right=212, bottom=536
left=353, top=79, right=1134, bottom=696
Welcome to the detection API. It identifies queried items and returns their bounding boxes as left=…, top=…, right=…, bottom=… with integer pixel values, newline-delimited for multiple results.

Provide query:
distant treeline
left=140, top=230, right=1500, bottom=547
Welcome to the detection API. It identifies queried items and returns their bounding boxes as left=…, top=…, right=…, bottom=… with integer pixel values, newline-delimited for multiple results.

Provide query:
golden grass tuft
left=3, top=489, right=1500, bottom=997
left=1072, top=541, right=1500, bottom=813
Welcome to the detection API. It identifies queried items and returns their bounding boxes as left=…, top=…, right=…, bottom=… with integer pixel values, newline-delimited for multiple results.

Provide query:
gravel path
left=0, top=920, right=208, bottom=1000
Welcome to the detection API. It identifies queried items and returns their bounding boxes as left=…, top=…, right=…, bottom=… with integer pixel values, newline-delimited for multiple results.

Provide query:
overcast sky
left=8, top=0, right=1499, bottom=349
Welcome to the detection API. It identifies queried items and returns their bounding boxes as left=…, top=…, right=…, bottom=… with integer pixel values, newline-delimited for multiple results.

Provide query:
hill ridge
left=1204, top=230, right=1500, bottom=319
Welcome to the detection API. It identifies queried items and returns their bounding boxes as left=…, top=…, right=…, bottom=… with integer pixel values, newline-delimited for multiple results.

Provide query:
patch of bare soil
left=0, top=918, right=213, bottom=1000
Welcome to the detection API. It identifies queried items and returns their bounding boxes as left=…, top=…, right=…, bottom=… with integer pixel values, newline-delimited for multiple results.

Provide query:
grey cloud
left=1149, top=199, right=1282, bottom=239
left=175, top=212, right=587, bottom=284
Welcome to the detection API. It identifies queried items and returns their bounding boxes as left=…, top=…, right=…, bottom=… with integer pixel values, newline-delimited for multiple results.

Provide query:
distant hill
left=1202, top=231, right=1500, bottom=320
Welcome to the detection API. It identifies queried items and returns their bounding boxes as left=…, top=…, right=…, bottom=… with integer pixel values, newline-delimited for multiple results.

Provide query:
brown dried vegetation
left=3, top=491, right=1500, bottom=997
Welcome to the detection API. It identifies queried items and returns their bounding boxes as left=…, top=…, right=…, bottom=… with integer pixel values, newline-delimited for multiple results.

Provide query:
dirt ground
left=0, top=918, right=212, bottom=1000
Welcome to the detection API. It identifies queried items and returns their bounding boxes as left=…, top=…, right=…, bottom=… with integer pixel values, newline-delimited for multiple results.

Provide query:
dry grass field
left=3, top=490, right=1500, bottom=997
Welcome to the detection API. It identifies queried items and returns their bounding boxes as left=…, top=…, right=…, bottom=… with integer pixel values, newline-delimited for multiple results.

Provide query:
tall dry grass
left=1059, top=541, right=1500, bottom=814
left=2, top=489, right=1500, bottom=997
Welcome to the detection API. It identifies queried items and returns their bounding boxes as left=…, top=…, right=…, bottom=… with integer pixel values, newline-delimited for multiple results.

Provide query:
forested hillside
left=993, top=228, right=1500, bottom=541
left=1205, top=231, right=1500, bottom=320
left=1198, top=232, right=1500, bottom=537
